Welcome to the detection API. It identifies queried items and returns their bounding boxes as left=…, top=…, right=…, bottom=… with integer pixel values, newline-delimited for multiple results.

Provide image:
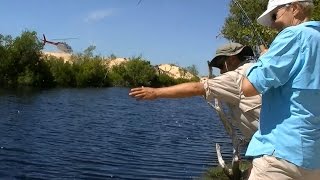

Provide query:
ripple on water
left=0, top=88, right=235, bottom=179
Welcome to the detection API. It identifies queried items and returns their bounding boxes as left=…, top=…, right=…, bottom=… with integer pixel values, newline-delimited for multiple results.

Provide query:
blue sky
left=1, top=0, right=231, bottom=75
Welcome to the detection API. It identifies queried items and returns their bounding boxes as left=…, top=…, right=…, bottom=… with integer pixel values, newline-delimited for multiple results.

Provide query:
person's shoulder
left=284, top=21, right=320, bottom=40
left=273, top=27, right=300, bottom=44
left=222, top=63, right=253, bottom=80
left=302, top=21, right=320, bottom=28
left=278, top=26, right=297, bottom=37
left=236, top=63, right=254, bottom=72
left=284, top=21, right=319, bottom=34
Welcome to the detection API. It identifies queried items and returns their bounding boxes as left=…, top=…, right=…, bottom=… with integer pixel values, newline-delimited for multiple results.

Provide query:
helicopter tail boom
left=42, top=34, right=47, bottom=45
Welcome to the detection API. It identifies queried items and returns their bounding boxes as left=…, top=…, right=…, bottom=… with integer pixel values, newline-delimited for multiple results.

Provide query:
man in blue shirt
left=241, top=0, right=320, bottom=179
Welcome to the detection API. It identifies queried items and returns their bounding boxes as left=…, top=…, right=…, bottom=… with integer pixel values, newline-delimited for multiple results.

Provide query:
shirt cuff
left=246, top=64, right=265, bottom=94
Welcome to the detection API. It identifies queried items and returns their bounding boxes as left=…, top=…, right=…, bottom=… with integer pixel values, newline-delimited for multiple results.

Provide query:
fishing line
left=232, top=0, right=268, bottom=48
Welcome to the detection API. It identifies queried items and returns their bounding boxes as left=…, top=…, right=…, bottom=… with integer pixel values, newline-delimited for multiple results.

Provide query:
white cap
left=257, top=0, right=313, bottom=27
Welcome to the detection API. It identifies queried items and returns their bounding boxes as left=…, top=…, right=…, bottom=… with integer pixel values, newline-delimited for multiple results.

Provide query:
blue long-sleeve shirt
left=245, top=21, right=320, bottom=169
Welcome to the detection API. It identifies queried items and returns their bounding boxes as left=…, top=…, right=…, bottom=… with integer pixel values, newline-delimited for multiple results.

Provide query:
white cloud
left=84, top=9, right=114, bottom=23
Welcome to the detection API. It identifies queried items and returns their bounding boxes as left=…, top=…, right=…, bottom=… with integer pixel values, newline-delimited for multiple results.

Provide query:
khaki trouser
left=248, top=155, right=320, bottom=180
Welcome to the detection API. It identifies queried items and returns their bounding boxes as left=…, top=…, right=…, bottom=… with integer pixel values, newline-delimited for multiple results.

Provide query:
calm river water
left=0, top=88, right=233, bottom=179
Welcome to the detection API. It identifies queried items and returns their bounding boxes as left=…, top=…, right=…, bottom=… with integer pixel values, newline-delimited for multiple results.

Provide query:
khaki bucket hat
left=209, top=42, right=253, bottom=68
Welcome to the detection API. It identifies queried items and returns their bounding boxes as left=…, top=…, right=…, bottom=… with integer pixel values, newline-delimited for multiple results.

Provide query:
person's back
left=246, top=21, right=320, bottom=169
left=204, top=62, right=260, bottom=140
left=242, top=1, right=320, bottom=178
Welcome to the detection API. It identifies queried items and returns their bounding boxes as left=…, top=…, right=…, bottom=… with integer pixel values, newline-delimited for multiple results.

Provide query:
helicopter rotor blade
left=51, top=38, right=78, bottom=41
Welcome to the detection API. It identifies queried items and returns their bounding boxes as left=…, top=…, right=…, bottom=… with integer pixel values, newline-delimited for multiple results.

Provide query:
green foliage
left=151, top=73, right=177, bottom=87
left=0, top=32, right=202, bottom=88
left=313, top=0, right=320, bottom=20
left=0, top=35, right=13, bottom=85
left=83, top=45, right=96, bottom=58
left=124, top=56, right=156, bottom=87
left=46, top=56, right=75, bottom=87
left=108, top=63, right=128, bottom=87
left=185, top=64, right=199, bottom=76
left=202, top=166, right=230, bottom=180
left=174, top=78, right=193, bottom=84
left=222, top=0, right=320, bottom=53
left=108, top=56, right=196, bottom=87
left=72, top=56, right=108, bottom=87
left=222, top=0, right=277, bottom=50
left=201, top=161, right=251, bottom=180
left=0, top=31, right=54, bottom=87
left=189, top=76, right=200, bottom=82
left=45, top=50, right=109, bottom=88
left=17, top=68, right=34, bottom=86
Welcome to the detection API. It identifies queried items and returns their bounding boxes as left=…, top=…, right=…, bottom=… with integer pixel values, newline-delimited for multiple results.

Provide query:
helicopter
left=41, top=34, right=74, bottom=53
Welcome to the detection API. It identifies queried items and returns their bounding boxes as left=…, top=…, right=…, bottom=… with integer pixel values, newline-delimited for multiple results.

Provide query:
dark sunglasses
left=271, top=4, right=290, bottom=22
left=216, top=56, right=230, bottom=70
left=271, top=13, right=277, bottom=21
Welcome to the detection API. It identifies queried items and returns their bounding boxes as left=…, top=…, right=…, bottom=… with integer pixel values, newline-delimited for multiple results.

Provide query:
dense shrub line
left=0, top=31, right=199, bottom=88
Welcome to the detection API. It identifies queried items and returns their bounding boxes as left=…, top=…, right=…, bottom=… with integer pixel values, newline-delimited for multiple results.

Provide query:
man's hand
left=129, top=86, right=158, bottom=100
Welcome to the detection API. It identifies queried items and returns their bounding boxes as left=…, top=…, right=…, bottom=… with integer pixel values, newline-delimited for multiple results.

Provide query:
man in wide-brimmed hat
left=209, top=42, right=255, bottom=74
left=130, top=42, right=261, bottom=142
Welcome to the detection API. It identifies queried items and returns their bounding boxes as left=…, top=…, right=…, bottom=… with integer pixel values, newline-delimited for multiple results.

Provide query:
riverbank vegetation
left=0, top=31, right=199, bottom=88
left=201, top=160, right=251, bottom=180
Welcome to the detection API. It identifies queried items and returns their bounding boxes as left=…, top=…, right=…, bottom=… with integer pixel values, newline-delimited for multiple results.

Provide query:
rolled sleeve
left=203, top=70, right=240, bottom=105
left=246, top=29, right=300, bottom=94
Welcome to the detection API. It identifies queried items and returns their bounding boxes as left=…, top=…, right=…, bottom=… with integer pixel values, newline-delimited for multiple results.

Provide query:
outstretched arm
left=129, top=82, right=205, bottom=100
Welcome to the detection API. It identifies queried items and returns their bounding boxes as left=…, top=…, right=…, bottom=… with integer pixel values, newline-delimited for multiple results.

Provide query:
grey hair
left=296, top=1, right=314, bottom=17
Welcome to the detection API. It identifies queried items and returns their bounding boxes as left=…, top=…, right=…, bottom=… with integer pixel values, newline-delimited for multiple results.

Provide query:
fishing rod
left=232, top=0, right=268, bottom=51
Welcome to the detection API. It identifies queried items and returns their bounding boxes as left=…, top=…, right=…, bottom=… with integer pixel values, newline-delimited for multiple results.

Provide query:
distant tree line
left=0, top=31, right=199, bottom=88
